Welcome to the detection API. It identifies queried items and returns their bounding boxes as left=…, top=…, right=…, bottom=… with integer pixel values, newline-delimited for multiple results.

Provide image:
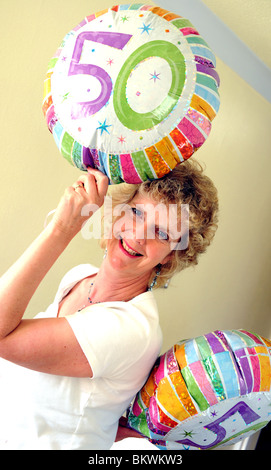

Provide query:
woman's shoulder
left=58, top=264, right=98, bottom=289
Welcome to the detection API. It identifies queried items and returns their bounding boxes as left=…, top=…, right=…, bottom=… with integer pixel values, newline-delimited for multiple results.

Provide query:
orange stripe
left=191, top=94, right=216, bottom=121
left=144, top=146, right=171, bottom=178
left=46, top=71, right=53, bottom=80
left=169, top=127, right=194, bottom=160
left=262, top=337, right=271, bottom=348
left=42, top=95, right=53, bottom=116
left=175, top=344, right=187, bottom=369
left=141, top=387, right=151, bottom=408
left=157, top=377, right=190, bottom=422
left=95, top=9, right=108, bottom=18
left=155, top=136, right=181, bottom=168
left=140, top=368, right=156, bottom=407
left=158, top=405, right=178, bottom=428
left=164, top=13, right=181, bottom=21
left=151, top=7, right=168, bottom=16
left=170, top=371, right=198, bottom=417
left=255, top=346, right=271, bottom=391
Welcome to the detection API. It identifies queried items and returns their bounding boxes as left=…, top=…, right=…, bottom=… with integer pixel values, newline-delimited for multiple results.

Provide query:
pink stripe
left=120, top=154, right=142, bottom=184
left=140, top=5, right=153, bottom=10
left=54, top=48, right=62, bottom=58
left=248, top=348, right=261, bottom=392
left=177, top=117, right=205, bottom=148
left=86, top=14, right=96, bottom=22
left=149, top=397, right=174, bottom=433
left=190, top=361, right=218, bottom=406
left=73, top=19, right=87, bottom=31
left=155, top=353, right=166, bottom=385
left=181, top=27, right=200, bottom=36
left=46, top=105, right=55, bottom=129
left=240, top=330, right=263, bottom=345
left=166, top=348, right=179, bottom=375
left=186, top=108, right=211, bottom=136
left=132, top=398, right=143, bottom=417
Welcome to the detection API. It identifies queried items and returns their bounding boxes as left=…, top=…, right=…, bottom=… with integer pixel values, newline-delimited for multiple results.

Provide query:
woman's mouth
left=119, top=238, right=143, bottom=258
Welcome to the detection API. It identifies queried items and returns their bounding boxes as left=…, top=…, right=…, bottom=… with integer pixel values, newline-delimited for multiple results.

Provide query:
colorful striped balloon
left=127, top=329, right=271, bottom=450
left=42, top=4, right=220, bottom=184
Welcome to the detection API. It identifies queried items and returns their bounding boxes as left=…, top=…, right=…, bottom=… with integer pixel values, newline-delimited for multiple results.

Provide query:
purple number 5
left=176, top=401, right=261, bottom=450
left=68, top=31, right=132, bottom=119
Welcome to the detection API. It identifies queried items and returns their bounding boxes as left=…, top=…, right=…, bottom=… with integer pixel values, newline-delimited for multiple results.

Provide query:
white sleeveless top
left=0, top=264, right=162, bottom=449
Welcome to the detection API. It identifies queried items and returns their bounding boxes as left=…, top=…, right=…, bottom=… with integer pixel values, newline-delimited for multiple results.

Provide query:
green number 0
left=113, top=40, right=186, bottom=131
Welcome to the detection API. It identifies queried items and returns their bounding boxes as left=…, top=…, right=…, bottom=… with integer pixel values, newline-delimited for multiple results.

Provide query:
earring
left=103, top=248, right=107, bottom=259
left=148, top=265, right=161, bottom=291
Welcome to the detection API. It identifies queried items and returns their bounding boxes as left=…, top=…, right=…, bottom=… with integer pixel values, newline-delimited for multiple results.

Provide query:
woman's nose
left=132, top=219, right=148, bottom=244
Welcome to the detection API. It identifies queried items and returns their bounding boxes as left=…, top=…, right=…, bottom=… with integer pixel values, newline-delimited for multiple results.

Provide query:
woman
left=0, top=159, right=218, bottom=449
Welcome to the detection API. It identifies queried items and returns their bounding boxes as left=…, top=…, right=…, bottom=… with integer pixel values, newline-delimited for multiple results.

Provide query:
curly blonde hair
left=102, top=159, right=219, bottom=289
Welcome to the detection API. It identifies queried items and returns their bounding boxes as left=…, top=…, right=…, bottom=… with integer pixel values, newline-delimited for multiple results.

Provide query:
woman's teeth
left=121, top=239, right=142, bottom=256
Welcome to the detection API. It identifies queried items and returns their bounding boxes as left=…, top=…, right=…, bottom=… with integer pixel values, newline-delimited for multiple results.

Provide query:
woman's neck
left=90, top=261, right=150, bottom=303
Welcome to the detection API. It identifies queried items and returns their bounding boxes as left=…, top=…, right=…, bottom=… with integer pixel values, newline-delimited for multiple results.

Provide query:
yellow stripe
left=157, top=377, right=190, bottom=422
left=255, top=346, right=271, bottom=391
left=170, top=371, right=198, bottom=417
left=43, top=78, right=51, bottom=100
left=155, top=136, right=181, bottom=168
left=191, top=94, right=216, bottom=121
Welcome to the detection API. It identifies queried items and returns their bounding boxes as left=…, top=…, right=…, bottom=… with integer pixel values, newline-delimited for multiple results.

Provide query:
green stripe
left=212, top=421, right=268, bottom=449
left=203, top=356, right=226, bottom=400
left=47, top=57, right=58, bottom=71
left=128, top=396, right=151, bottom=438
left=132, top=150, right=155, bottom=180
left=72, top=142, right=86, bottom=171
left=234, top=330, right=255, bottom=347
left=129, top=3, right=143, bottom=9
left=196, top=74, right=219, bottom=94
left=196, top=336, right=212, bottom=360
left=61, top=132, right=74, bottom=165
left=171, top=18, right=193, bottom=29
left=182, top=367, right=209, bottom=411
left=109, top=154, right=123, bottom=184
left=196, top=337, right=226, bottom=400
left=186, top=36, right=210, bottom=48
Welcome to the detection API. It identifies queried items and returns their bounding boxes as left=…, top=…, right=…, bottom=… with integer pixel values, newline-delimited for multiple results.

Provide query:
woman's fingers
left=87, top=167, right=109, bottom=198
left=73, top=168, right=109, bottom=206
left=50, top=169, right=108, bottom=240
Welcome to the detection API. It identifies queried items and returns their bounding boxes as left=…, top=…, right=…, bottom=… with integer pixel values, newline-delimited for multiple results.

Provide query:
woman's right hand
left=50, top=168, right=109, bottom=241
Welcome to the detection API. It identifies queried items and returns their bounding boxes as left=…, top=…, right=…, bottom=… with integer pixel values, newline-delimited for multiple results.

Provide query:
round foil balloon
left=42, top=4, right=220, bottom=183
left=127, top=329, right=271, bottom=450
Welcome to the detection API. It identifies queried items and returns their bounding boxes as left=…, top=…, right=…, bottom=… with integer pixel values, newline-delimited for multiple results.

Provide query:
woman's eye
left=157, top=229, right=169, bottom=241
left=131, top=207, right=143, bottom=218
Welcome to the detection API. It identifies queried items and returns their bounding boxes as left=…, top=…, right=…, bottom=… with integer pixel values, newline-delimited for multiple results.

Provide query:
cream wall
left=0, top=0, right=270, bottom=354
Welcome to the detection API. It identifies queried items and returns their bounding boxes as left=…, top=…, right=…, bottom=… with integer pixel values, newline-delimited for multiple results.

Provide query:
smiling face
left=105, top=193, right=182, bottom=283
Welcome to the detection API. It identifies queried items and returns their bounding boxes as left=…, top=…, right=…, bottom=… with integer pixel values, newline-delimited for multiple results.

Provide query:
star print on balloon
left=139, top=22, right=153, bottom=34
left=97, top=119, right=112, bottom=135
left=150, top=71, right=161, bottom=82
left=127, top=329, right=271, bottom=450
left=43, top=4, right=221, bottom=184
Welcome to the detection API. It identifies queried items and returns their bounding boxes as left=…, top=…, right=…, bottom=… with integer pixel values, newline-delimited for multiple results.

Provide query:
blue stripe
left=98, top=151, right=109, bottom=177
left=53, top=121, right=64, bottom=150
left=185, top=339, right=200, bottom=364
left=195, top=84, right=220, bottom=112
left=119, top=4, right=131, bottom=10
left=215, top=351, right=240, bottom=398
left=223, top=330, right=247, bottom=351
left=191, top=46, right=216, bottom=67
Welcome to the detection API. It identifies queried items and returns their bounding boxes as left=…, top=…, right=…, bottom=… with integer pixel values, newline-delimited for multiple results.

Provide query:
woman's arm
left=0, top=168, right=108, bottom=376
